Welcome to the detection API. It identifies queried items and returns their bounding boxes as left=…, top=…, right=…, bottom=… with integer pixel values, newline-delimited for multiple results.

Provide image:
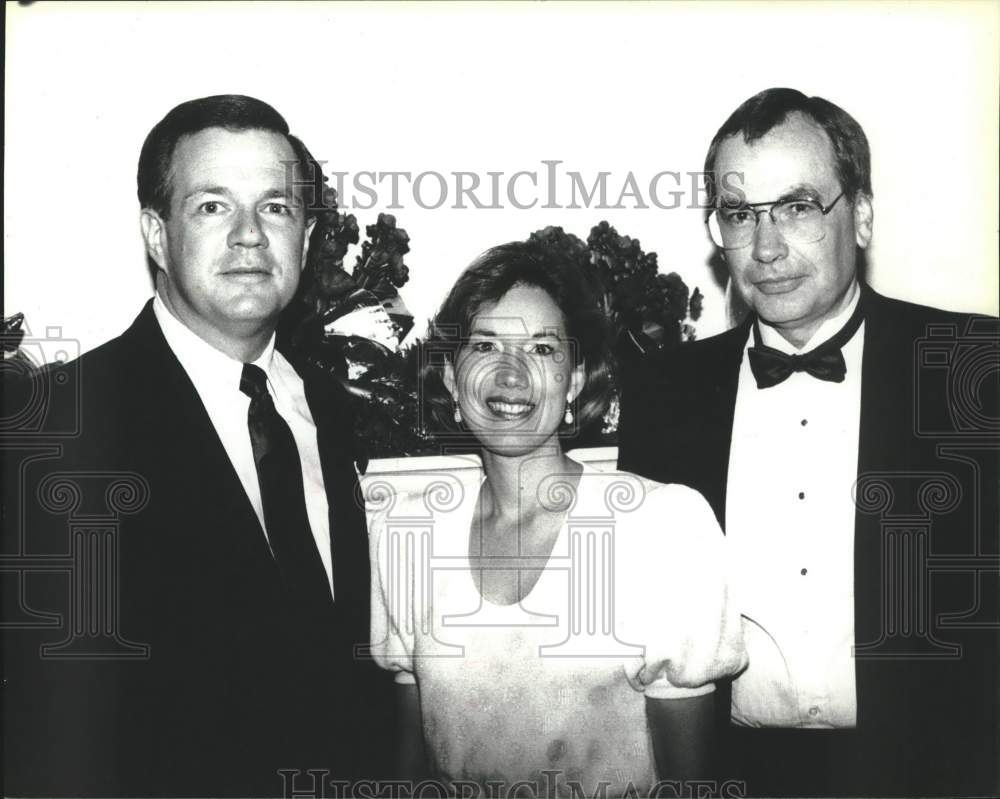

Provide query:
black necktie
left=747, top=297, right=865, bottom=389
left=240, top=363, right=332, bottom=610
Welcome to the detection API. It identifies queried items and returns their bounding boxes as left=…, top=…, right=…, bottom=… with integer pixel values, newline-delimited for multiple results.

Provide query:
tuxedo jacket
left=2, top=301, right=392, bottom=796
left=618, top=285, right=999, bottom=796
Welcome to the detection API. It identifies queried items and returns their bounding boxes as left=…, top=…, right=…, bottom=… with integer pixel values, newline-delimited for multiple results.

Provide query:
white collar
left=152, top=294, right=275, bottom=392
left=756, top=282, right=861, bottom=355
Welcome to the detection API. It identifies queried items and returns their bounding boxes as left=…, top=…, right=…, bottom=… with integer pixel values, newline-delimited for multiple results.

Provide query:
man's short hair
left=704, top=88, right=872, bottom=206
left=137, top=94, right=321, bottom=220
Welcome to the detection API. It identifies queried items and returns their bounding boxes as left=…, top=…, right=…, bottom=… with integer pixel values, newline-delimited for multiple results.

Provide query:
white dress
left=368, top=461, right=745, bottom=796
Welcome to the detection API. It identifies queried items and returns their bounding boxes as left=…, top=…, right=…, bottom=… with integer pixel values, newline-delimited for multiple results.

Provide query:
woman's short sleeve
left=617, top=482, right=747, bottom=699
left=368, top=506, right=417, bottom=681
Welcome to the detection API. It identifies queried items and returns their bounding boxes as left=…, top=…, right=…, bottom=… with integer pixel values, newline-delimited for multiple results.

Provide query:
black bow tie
left=747, top=297, right=865, bottom=389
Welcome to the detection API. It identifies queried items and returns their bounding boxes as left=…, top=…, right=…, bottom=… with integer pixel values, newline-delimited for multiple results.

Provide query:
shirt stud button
left=801, top=419, right=808, bottom=426
left=798, top=491, right=805, bottom=500
left=809, top=706, right=820, bottom=717
left=801, top=568, right=808, bottom=576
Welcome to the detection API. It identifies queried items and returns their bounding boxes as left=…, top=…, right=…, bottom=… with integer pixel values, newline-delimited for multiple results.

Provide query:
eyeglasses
left=706, top=191, right=845, bottom=249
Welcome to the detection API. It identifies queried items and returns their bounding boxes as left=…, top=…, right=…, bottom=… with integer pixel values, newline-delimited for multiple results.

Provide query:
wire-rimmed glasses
left=706, top=191, right=845, bottom=249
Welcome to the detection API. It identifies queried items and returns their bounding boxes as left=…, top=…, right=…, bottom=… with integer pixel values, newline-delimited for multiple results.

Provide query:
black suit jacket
left=2, top=301, right=391, bottom=796
left=619, top=285, right=999, bottom=796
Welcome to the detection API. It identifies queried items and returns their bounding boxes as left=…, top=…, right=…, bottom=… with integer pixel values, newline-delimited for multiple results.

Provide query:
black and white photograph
left=3, top=2, right=998, bottom=797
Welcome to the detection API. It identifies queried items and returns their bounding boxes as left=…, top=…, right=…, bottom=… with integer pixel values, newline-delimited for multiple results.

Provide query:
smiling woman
left=423, top=242, right=613, bottom=449
left=365, top=241, right=747, bottom=794
left=447, top=282, right=582, bottom=450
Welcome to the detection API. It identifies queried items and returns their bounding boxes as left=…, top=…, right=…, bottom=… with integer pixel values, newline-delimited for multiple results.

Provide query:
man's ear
left=853, top=193, right=873, bottom=249
left=140, top=209, right=168, bottom=271
left=301, top=217, right=318, bottom=269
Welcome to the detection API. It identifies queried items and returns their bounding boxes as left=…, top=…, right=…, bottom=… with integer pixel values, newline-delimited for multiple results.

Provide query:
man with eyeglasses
left=619, top=88, right=998, bottom=796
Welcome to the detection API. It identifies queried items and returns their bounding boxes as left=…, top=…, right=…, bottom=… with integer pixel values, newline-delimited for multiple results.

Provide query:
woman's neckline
left=466, top=458, right=589, bottom=608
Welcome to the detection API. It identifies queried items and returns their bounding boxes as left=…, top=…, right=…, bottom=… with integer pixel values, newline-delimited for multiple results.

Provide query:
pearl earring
left=453, top=404, right=462, bottom=424
left=564, top=396, right=574, bottom=425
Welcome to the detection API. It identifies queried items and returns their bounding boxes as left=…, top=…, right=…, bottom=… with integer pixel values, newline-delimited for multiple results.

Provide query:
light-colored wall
left=5, top=2, right=998, bottom=359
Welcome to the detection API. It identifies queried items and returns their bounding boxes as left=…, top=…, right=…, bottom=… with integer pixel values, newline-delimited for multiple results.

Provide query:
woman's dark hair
left=137, top=94, right=321, bottom=220
left=422, top=241, right=614, bottom=439
left=703, top=87, right=872, bottom=208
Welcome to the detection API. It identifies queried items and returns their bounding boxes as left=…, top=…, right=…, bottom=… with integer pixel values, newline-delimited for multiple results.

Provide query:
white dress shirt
left=153, top=295, right=334, bottom=595
left=726, top=284, right=863, bottom=728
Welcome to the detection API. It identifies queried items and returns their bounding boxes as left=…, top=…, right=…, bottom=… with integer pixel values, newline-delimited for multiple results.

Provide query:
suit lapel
left=120, top=301, right=275, bottom=560
left=854, top=288, right=884, bottom=647
left=695, top=320, right=749, bottom=530
left=852, top=287, right=909, bottom=725
left=620, top=320, right=747, bottom=528
left=298, top=366, right=370, bottom=622
left=135, top=303, right=371, bottom=638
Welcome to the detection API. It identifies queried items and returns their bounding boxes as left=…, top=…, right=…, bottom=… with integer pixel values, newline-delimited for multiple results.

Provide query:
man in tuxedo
left=619, top=88, right=999, bottom=796
left=2, top=95, right=388, bottom=796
